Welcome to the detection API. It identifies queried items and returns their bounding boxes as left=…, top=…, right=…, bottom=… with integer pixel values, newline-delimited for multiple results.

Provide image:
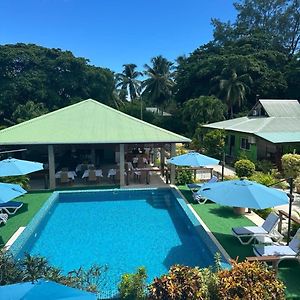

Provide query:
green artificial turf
left=178, top=185, right=300, bottom=299
left=0, top=192, right=51, bottom=246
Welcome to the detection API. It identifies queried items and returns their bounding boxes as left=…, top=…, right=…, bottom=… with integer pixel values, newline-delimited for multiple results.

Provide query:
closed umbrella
left=0, top=158, right=43, bottom=177
left=0, top=182, right=27, bottom=204
left=0, top=280, right=97, bottom=300
left=167, top=152, right=219, bottom=166
left=197, top=178, right=289, bottom=210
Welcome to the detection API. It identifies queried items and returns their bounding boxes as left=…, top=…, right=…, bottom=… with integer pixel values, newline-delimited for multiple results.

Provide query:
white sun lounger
left=187, top=176, right=218, bottom=204
left=0, top=213, right=8, bottom=225
left=232, top=212, right=280, bottom=245
left=253, top=228, right=300, bottom=267
left=0, top=201, right=23, bottom=215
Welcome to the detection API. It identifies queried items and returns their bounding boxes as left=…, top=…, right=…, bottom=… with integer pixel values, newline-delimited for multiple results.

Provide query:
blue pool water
left=13, top=188, right=220, bottom=295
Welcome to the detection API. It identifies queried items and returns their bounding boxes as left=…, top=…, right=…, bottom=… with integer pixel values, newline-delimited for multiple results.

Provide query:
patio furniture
left=0, top=213, right=8, bottom=225
left=0, top=201, right=23, bottom=215
left=60, top=171, right=71, bottom=184
left=253, top=228, right=300, bottom=267
left=55, top=171, right=76, bottom=181
left=232, top=212, right=280, bottom=245
left=82, top=169, right=103, bottom=180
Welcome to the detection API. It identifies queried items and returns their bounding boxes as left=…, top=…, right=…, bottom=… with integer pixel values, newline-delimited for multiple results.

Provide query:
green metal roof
left=0, top=99, right=190, bottom=145
left=203, top=117, right=300, bottom=143
left=259, top=99, right=300, bottom=117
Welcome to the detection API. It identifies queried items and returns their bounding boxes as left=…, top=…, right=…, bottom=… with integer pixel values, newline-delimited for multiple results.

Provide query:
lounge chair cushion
left=254, top=245, right=297, bottom=257
left=187, top=183, right=203, bottom=190
left=232, top=226, right=268, bottom=236
left=0, top=201, right=23, bottom=209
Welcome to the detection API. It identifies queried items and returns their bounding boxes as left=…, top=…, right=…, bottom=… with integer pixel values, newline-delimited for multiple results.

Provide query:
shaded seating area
left=253, top=228, right=300, bottom=268
left=0, top=201, right=23, bottom=215
left=232, top=212, right=280, bottom=245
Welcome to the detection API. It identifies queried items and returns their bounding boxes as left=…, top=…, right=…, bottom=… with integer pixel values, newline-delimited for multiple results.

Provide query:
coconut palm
left=142, top=56, right=174, bottom=111
left=115, top=64, right=143, bottom=101
left=213, top=69, right=252, bottom=118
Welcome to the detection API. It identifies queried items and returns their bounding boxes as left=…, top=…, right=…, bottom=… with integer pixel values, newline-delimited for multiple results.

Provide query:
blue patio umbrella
left=0, top=280, right=97, bottom=300
left=167, top=151, right=219, bottom=167
left=197, top=178, right=289, bottom=209
left=0, top=158, right=44, bottom=177
left=0, top=182, right=27, bottom=204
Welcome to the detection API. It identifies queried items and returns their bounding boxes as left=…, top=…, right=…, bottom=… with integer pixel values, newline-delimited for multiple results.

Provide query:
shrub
left=148, top=265, right=216, bottom=300
left=118, top=267, right=147, bottom=300
left=234, top=159, right=255, bottom=178
left=175, top=169, right=193, bottom=185
left=217, top=260, right=285, bottom=299
left=253, top=208, right=273, bottom=219
left=249, top=172, right=277, bottom=186
left=202, top=129, right=226, bottom=160
left=281, top=153, right=300, bottom=179
left=255, top=160, right=274, bottom=174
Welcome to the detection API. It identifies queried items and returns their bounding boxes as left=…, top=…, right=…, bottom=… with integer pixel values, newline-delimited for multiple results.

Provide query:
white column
left=170, top=143, right=176, bottom=185
left=119, top=144, right=125, bottom=186
left=48, top=145, right=56, bottom=189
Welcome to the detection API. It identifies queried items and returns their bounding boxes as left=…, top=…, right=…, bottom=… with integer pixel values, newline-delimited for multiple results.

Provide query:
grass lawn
left=0, top=192, right=52, bottom=246
left=178, top=185, right=300, bottom=299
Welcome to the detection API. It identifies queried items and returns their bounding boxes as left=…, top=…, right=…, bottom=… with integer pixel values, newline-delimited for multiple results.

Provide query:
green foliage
left=0, top=251, right=107, bottom=294
left=182, top=96, right=226, bottom=136
left=11, top=101, right=48, bottom=124
left=249, top=171, right=276, bottom=186
left=217, top=260, right=285, bottom=299
left=175, top=169, right=193, bottom=185
left=253, top=208, right=273, bottom=220
left=118, top=267, right=147, bottom=300
left=202, top=129, right=225, bottom=160
left=148, top=264, right=216, bottom=300
left=234, top=159, right=255, bottom=178
left=281, top=154, right=300, bottom=179
left=0, top=175, right=30, bottom=189
left=255, top=160, right=274, bottom=174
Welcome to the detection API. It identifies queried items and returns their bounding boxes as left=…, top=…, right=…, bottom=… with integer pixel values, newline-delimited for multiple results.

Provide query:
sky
left=0, top=0, right=237, bottom=73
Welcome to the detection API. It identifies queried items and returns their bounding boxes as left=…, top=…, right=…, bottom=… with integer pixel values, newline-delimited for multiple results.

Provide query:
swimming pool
left=10, top=188, right=228, bottom=297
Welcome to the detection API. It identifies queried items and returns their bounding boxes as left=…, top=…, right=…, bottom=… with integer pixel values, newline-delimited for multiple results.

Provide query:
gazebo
left=0, top=99, right=190, bottom=188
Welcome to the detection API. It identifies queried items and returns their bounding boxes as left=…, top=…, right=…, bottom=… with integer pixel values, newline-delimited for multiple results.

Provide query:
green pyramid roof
left=0, top=99, right=190, bottom=145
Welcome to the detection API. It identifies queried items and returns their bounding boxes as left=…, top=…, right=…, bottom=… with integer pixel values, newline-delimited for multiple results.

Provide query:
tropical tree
left=212, top=68, right=252, bottom=118
left=142, top=55, right=174, bottom=111
left=115, top=64, right=142, bottom=101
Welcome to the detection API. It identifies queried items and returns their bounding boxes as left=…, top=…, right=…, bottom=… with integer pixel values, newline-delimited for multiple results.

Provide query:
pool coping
left=171, top=185, right=231, bottom=263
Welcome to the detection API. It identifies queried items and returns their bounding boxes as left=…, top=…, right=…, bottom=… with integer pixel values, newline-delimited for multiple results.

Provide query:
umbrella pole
left=221, top=152, right=225, bottom=181
left=287, top=177, right=294, bottom=245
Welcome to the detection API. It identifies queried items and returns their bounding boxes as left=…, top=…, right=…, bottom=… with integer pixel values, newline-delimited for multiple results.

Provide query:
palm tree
left=115, top=64, right=143, bottom=101
left=142, top=56, right=174, bottom=112
left=212, top=69, right=252, bottom=118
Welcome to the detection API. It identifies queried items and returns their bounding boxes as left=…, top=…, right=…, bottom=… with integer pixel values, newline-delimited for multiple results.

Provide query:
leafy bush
left=148, top=265, right=216, bottom=300
left=175, top=169, right=193, bottom=185
left=281, top=153, right=300, bottom=179
left=234, top=159, right=255, bottom=178
left=0, top=251, right=107, bottom=294
left=217, top=260, right=285, bottom=299
left=253, top=208, right=273, bottom=220
left=255, top=160, right=274, bottom=174
left=0, top=175, right=30, bottom=189
left=118, top=267, right=147, bottom=300
left=249, top=172, right=276, bottom=186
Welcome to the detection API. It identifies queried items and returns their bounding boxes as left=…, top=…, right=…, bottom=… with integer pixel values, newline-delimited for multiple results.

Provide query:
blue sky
left=0, top=0, right=236, bottom=72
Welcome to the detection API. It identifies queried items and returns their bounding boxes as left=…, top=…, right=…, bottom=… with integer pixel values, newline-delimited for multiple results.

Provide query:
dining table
left=81, top=169, right=103, bottom=179
left=55, top=171, right=77, bottom=180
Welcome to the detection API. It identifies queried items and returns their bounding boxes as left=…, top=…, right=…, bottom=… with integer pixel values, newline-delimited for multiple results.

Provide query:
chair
left=253, top=228, right=300, bottom=267
left=188, top=176, right=218, bottom=204
left=88, top=170, right=97, bottom=182
left=60, top=171, right=70, bottom=184
left=232, top=212, right=280, bottom=245
left=0, top=213, right=8, bottom=225
left=0, top=201, right=23, bottom=215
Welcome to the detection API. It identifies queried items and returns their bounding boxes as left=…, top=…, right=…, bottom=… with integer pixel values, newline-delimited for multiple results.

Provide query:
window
left=240, top=137, right=250, bottom=150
